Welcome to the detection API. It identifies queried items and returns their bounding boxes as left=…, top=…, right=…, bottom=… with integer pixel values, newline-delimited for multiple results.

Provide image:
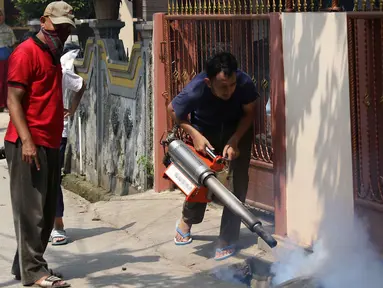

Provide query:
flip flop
left=174, top=220, right=193, bottom=245
left=174, top=227, right=193, bottom=245
left=14, top=269, right=62, bottom=281
left=214, top=244, right=236, bottom=261
left=32, top=275, right=71, bottom=287
left=51, top=230, right=68, bottom=246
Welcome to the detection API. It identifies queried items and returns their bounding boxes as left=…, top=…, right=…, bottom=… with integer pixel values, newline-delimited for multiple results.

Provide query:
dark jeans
left=5, top=139, right=60, bottom=285
left=56, top=137, right=67, bottom=218
left=182, top=126, right=253, bottom=245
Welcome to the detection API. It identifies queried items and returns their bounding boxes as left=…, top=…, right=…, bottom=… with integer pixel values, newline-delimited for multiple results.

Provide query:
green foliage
left=11, top=0, right=94, bottom=24
left=137, top=155, right=154, bottom=177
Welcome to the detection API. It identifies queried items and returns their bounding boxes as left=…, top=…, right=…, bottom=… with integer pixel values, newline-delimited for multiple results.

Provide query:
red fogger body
left=163, top=140, right=226, bottom=203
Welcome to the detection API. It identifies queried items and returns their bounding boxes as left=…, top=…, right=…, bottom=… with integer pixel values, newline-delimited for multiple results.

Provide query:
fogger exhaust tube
left=204, top=176, right=278, bottom=248
left=167, top=140, right=278, bottom=248
left=168, top=140, right=214, bottom=184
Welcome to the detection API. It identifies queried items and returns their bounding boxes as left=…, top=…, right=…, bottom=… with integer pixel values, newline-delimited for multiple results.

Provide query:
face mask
left=40, top=28, right=64, bottom=61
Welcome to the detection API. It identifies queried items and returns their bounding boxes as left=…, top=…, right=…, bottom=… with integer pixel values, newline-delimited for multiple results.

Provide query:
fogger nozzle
left=204, top=176, right=277, bottom=248
left=252, top=224, right=278, bottom=248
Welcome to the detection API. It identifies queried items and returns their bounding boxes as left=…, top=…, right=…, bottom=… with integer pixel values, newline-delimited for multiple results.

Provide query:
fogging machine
left=160, top=126, right=278, bottom=249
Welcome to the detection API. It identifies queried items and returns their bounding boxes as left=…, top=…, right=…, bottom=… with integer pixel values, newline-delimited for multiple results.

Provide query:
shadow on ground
left=87, top=270, right=234, bottom=288
left=191, top=227, right=265, bottom=260
left=0, top=279, right=18, bottom=288
left=85, top=255, right=274, bottom=288
left=66, top=222, right=136, bottom=242
left=0, top=248, right=274, bottom=288
left=49, top=248, right=161, bottom=279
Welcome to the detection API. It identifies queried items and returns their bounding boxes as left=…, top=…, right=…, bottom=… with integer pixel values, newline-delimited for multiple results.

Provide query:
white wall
left=119, top=0, right=134, bottom=56
left=282, top=13, right=354, bottom=246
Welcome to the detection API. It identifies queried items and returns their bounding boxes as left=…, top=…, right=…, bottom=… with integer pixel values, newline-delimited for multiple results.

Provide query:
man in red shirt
left=5, top=2, right=75, bottom=287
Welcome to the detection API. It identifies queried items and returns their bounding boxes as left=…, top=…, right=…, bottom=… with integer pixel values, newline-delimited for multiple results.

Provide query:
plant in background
left=137, top=155, right=154, bottom=177
left=11, top=0, right=94, bottom=24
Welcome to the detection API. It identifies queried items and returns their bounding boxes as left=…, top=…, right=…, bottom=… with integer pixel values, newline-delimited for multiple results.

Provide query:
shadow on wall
left=283, top=12, right=352, bottom=242
left=268, top=13, right=383, bottom=287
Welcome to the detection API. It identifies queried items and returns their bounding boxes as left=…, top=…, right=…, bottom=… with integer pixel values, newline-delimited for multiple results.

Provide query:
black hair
left=62, top=42, right=81, bottom=56
left=205, top=52, right=238, bottom=79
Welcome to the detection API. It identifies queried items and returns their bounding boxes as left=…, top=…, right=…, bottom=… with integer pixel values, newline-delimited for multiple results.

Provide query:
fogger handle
left=205, top=146, right=217, bottom=159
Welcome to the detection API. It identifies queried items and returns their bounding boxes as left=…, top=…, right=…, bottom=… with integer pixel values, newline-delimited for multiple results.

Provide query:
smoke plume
left=271, top=198, right=383, bottom=287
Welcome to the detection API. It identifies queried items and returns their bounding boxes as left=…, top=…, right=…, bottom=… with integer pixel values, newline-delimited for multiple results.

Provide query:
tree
left=11, top=0, right=95, bottom=24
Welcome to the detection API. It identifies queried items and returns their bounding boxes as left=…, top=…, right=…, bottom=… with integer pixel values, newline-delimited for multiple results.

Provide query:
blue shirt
left=171, top=70, right=259, bottom=132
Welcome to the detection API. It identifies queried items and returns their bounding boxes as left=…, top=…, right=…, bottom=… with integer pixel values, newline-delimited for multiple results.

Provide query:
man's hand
left=223, top=136, right=240, bottom=161
left=64, top=108, right=73, bottom=118
left=192, top=133, right=214, bottom=156
left=22, top=138, right=40, bottom=170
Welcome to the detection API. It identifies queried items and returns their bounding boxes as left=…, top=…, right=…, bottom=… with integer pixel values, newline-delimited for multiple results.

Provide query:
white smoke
left=271, top=198, right=383, bottom=287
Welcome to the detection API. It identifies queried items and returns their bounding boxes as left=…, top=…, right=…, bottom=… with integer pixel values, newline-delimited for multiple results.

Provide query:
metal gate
left=347, top=13, right=383, bottom=250
left=161, top=2, right=274, bottom=212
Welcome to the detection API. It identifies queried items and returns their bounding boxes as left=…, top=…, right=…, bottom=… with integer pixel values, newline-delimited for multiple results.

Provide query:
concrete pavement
left=0, top=112, right=274, bottom=287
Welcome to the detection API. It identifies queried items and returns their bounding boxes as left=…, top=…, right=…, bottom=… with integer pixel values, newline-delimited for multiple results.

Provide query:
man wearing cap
left=5, top=1, right=75, bottom=287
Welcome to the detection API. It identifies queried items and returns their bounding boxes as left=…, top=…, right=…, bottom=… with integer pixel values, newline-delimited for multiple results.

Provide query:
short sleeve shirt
left=61, top=47, right=83, bottom=138
left=62, top=69, right=83, bottom=138
left=5, top=36, right=64, bottom=148
left=171, top=70, right=259, bottom=133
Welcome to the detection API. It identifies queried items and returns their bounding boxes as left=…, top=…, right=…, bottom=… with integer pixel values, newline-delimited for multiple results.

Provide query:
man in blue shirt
left=168, top=52, right=259, bottom=260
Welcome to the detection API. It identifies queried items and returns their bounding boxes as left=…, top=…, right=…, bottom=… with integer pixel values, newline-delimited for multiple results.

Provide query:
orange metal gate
left=161, top=4, right=274, bottom=212
left=347, top=13, right=383, bottom=251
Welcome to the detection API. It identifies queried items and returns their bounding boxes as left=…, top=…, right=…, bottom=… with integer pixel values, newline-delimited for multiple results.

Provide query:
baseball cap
left=44, top=1, right=76, bottom=28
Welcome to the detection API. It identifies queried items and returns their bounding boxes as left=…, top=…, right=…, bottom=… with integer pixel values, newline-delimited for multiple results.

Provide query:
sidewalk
left=91, top=190, right=275, bottom=280
left=0, top=112, right=275, bottom=287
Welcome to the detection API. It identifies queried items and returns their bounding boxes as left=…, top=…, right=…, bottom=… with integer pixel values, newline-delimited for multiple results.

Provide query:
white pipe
left=78, top=115, right=83, bottom=175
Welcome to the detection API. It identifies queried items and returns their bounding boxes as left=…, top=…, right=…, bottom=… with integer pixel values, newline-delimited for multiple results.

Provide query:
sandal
left=214, top=244, right=236, bottom=261
left=174, top=221, right=193, bottom=245
left=174, top=227, right=193, bottom=245
left=14, top=269, right=62, bottom=281
left=33, top=275, right=70, bottom=287
left=51, top=230, right=68, bottom=246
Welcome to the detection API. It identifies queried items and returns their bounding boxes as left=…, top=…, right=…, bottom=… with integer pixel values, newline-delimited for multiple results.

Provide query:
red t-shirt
left=5, top=36, right=63, bottom=149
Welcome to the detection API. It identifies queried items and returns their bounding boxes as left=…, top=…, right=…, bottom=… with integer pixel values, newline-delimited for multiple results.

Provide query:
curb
left=61, top=174, right=112, bottom=203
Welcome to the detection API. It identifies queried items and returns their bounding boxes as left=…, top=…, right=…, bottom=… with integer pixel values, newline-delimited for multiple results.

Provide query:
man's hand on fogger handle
left=192, top=132, right=214, bottom=156
left=223, top=135, right=240, bottom=161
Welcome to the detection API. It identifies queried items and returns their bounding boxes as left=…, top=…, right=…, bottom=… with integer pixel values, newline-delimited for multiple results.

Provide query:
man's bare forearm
left=172, top=114, right=201, bottom=140
left=168, top=104, right=201, bottom=140
left=7, top=87, right=32, bottom=143
left=69, top=81, right=86, bottom=113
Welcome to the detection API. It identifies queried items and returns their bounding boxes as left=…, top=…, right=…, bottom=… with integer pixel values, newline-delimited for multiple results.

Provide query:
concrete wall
left=68, top=21, right=153, bottom=195
left=282, top=13, right=354, bottom=246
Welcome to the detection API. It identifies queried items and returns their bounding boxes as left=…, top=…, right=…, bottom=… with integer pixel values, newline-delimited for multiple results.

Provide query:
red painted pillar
left=153, top=13, right=172, bottom=192
left=270, top=13, right=287, bottom=237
